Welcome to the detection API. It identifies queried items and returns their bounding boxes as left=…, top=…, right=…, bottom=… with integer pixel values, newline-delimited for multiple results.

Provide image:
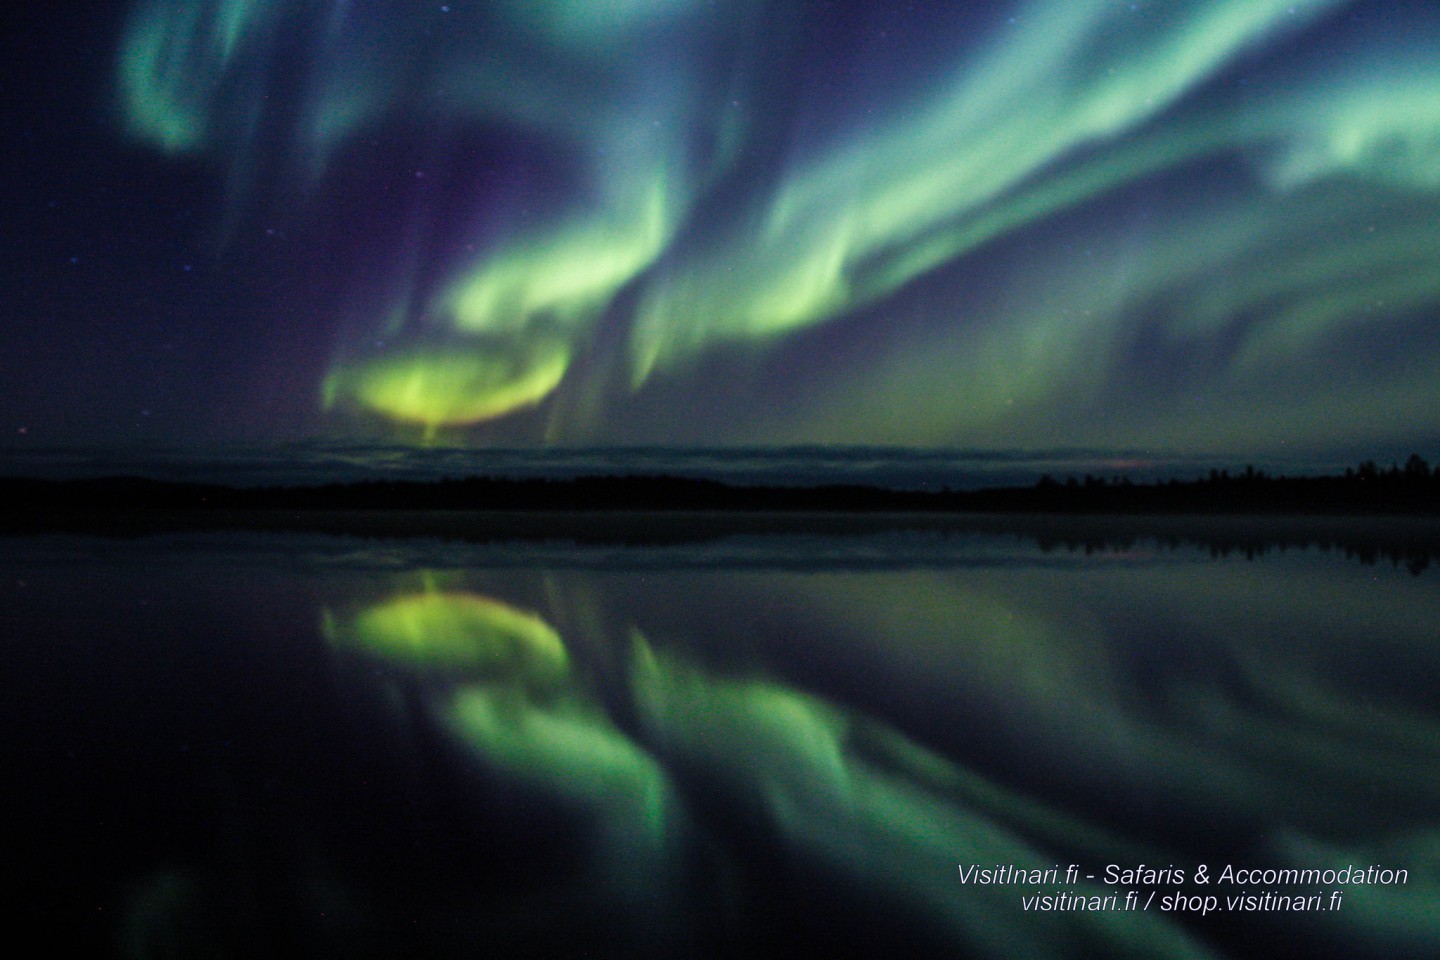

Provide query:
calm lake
left=6, top=519, right=1438, bottom=958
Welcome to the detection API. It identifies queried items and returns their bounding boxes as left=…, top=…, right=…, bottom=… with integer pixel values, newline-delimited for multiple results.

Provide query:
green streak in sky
left=116, top=0, right=1440, bottom=447
left=446, top=174, right=675, bottom=337
left=322, top=339, right=571, bottom=439
left=118, top=0, right=271, bottom=152
left=498, top=0, right=707, bottom=51
left=630, top=0, right=1347, bottom=379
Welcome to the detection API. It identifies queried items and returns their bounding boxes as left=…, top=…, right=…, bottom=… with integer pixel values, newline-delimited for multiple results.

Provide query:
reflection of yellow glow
left=322, top=338, right=570, bottom=438
left=325, top=590, right=568, bottom=685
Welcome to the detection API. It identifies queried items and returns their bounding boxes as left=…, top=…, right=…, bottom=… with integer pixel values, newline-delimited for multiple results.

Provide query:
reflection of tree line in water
left=1031, top=529, right=1438, bottom=576
left=4, top=456, right=1437, bottom=575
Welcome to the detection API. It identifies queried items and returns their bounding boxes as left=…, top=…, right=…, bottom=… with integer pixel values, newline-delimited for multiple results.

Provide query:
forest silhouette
left=2, top=454, right=1435, bottom=516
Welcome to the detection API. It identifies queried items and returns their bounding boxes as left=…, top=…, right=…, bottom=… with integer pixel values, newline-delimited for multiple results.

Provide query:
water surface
left=5, top=524, right=1437, bottom=958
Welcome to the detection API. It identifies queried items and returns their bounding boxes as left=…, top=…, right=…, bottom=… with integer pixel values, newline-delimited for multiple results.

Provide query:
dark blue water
left=5, top=525, right=1437, bottom=958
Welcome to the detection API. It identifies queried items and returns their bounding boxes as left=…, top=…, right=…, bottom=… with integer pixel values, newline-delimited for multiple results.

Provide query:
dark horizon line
left=0, top=438, right=1387, bottom=471
left=2, top=453, right=1437, bottom=517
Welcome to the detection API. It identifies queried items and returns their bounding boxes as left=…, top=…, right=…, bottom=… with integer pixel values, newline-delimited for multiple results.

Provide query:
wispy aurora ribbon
left=118, top=1, right=1440, bottom=447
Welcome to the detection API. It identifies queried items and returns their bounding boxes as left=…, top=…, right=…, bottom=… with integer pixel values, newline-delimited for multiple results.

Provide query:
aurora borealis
left=11, top=8, right=1440, bottom=955
left=5, top=0, right=1439, bottom=456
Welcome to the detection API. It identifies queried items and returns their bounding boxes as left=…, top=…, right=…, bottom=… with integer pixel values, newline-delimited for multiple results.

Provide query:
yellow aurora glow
left=321, top=339, right=571, bottom=438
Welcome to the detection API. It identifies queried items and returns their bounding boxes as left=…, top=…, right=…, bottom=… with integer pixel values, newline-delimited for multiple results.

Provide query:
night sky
left=6, top=1, right=1439, bottom=465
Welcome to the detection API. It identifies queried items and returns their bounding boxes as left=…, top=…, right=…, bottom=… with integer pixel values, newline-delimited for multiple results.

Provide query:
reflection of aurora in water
left=115, top=1, right=1440, bottom=449
left=305, top=555, right=1440, bottom=958
left=7, top=531, right=1440, bottom=956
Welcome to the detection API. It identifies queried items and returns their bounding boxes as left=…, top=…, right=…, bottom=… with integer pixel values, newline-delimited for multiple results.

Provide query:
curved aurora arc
left=118, top=1, right=1440, bottom=447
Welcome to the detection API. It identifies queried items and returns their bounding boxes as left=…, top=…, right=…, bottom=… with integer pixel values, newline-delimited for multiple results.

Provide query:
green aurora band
left=118, top=0, right=1440, bottom=448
